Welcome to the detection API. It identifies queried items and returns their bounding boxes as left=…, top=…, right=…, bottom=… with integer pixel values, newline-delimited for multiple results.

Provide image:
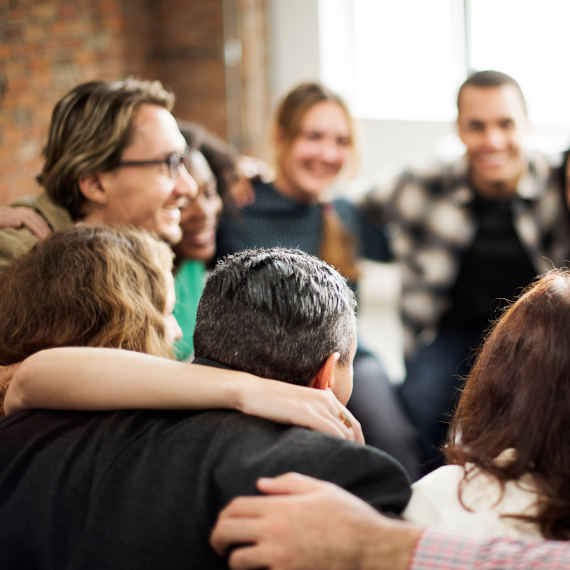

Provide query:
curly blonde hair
left=0, top=225, right=174, bottom=365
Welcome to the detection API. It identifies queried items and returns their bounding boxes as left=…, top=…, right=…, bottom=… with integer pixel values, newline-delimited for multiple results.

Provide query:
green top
left=173, top=259, right=206, bottom=361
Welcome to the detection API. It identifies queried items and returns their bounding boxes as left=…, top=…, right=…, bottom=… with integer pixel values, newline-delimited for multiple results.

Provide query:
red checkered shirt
left=413, top=529, right=570, bottom=569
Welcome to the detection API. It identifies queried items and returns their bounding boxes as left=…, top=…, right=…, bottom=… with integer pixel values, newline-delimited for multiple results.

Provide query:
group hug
left=0, top=70, right=568, bottom=569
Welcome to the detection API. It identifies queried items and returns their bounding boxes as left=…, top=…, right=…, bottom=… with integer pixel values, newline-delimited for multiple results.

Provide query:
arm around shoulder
left=4, top=347, right=361, bottom=442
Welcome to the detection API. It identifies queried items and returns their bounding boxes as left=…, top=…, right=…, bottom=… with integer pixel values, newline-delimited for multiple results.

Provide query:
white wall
left=267, top=0, right=321, bottom=108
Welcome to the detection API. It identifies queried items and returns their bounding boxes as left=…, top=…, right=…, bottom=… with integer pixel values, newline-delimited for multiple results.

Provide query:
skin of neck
left=468, top=162, right=526, bottom=201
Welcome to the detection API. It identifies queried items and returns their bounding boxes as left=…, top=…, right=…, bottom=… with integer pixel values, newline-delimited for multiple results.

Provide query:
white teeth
left=164, top=208, right=181, bottom=222
left=477, top=153, right=509, bottom=166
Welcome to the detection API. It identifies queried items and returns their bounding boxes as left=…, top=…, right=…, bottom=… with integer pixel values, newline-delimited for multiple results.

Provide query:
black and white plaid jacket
left=363, top=151, right=569, bottom=356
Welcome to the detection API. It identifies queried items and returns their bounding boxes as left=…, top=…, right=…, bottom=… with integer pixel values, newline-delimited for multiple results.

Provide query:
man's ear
left=455, top=117, right=466, bottom=145
left=273, top=125, right=284, bottom=143
left=310, top=352, right=340, bottom=391
left=78, top=173, right=107, bottom=205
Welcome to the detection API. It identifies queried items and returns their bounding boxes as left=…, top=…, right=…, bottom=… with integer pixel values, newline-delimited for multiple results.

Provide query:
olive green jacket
left=0, top=192, right=73, bottom=273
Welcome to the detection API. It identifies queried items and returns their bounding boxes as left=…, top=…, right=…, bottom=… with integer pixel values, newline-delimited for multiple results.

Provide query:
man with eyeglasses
left=0, top=78, right=197, bottom=272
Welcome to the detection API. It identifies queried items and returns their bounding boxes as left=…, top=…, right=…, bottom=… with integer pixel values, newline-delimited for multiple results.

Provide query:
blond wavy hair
left=0, top=225, right=174, bottom=366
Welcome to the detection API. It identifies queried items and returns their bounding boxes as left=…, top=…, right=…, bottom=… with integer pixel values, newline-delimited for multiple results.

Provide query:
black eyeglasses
left=115, top=152, right=190, bottom=180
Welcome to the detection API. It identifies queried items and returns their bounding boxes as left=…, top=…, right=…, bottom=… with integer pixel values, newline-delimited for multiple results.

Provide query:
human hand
left=211, top=472, right=421, bottom=570
left=238, top=380, right=363, bottom=443
left=0, top=207, right=51, bottom=238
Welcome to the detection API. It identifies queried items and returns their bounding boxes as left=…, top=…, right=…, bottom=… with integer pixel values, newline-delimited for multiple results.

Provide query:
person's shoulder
left=525, top=148, right=561, bottom=173
left=397, top=157, right=469, bottom=190
left=412, top=464, right=465, bottom=492
left=208, top=414, right=411, bottom=513
left=0, top=225, right=41, bottom=272
left=332, top=195, right=356, bottom=213
left=201, top=411, right=408, bottom=476
left=366, top=158, right=468, bottom=208
left=249, top=179, right=280, bottom=204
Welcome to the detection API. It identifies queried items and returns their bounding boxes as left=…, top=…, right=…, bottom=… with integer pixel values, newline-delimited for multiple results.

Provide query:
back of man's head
left=38, top=78, right=174, bottom=219
left=457, top=69, right=526, bottom=114
left=194, top=248, right=356, bottom=386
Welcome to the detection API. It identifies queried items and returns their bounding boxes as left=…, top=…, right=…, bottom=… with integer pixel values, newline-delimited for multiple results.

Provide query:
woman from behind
left=405, top=269, right=570, bottom=539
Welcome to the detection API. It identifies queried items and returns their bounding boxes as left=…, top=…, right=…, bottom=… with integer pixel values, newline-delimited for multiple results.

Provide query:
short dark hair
left=193, top=248, right=356, bottom=385
left=457, top=70, right=526, bottom=114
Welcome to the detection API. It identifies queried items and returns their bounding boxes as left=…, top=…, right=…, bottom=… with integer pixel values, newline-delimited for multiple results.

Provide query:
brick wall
left=0, top=0, right=269, bottom=204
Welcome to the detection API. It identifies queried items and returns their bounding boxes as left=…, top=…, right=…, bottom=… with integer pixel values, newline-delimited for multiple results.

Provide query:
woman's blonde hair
left=0, top=225, right=174, bottom=365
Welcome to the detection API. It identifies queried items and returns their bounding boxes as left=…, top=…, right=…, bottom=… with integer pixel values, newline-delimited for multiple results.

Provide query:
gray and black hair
left=194, top=247, right=357, bottom=386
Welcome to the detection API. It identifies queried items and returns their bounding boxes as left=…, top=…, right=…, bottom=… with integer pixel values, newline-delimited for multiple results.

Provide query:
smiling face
left=174, top=150, right=223, bottom=262
left=91, top=104, right=197, bottom=244
left=274, top=101, right=352, bottom=203
left=457, top=84, right=529, bottom=198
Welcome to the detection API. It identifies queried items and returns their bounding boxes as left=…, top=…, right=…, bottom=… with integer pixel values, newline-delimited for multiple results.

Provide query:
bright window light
left=468, top=0, right=570, bottom=129
left=352, top=0, right=460, bottom=121
left=320, top=0, right=570, bottom=130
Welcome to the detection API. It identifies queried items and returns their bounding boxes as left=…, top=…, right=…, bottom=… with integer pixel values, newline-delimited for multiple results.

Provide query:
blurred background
left=2, top=0, right=569, bottom=378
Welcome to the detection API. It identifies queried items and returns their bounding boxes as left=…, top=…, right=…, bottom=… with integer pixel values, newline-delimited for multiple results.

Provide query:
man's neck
left=469, top=171, right=523, bottom=201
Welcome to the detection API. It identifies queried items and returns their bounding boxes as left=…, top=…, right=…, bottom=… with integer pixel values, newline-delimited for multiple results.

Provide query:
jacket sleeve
left=210, top=418, right=412, bottom=516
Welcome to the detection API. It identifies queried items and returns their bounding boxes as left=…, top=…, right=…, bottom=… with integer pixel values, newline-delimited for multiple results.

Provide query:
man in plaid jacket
left=362, top=70, right=569, bottom=471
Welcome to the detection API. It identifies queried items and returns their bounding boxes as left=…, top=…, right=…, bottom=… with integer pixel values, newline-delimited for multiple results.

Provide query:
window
left=319, top=0, right=570, bottom=132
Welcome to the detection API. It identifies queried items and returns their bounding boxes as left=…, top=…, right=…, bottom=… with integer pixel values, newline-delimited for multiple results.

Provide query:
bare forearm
left=4, top=347, right=359, bottom=442
left=4, top=347, right=246, bottom=414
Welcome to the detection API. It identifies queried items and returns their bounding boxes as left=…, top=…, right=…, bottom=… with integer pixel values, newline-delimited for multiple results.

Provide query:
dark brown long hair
left=446, top=268, right=570, bottom=539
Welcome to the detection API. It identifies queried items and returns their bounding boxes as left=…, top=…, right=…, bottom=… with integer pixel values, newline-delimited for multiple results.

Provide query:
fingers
left=323, top=388, right=364, bottom=444
left=21, top=210, right=51, bottom=238
left=210, top=516, right=259, bottom=556
left=303, top=406, right=355, bottom=442
left=211, top=519, right=278, bottom=569
left=256, top=472, right=332, bottom=496
left=342, top=407, right=364, bottom=444
left=0, top=207, right=52, bottom=238
left=226, top=544, right=271, bottom=570
left=229, top=177, right=256, bottom=208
